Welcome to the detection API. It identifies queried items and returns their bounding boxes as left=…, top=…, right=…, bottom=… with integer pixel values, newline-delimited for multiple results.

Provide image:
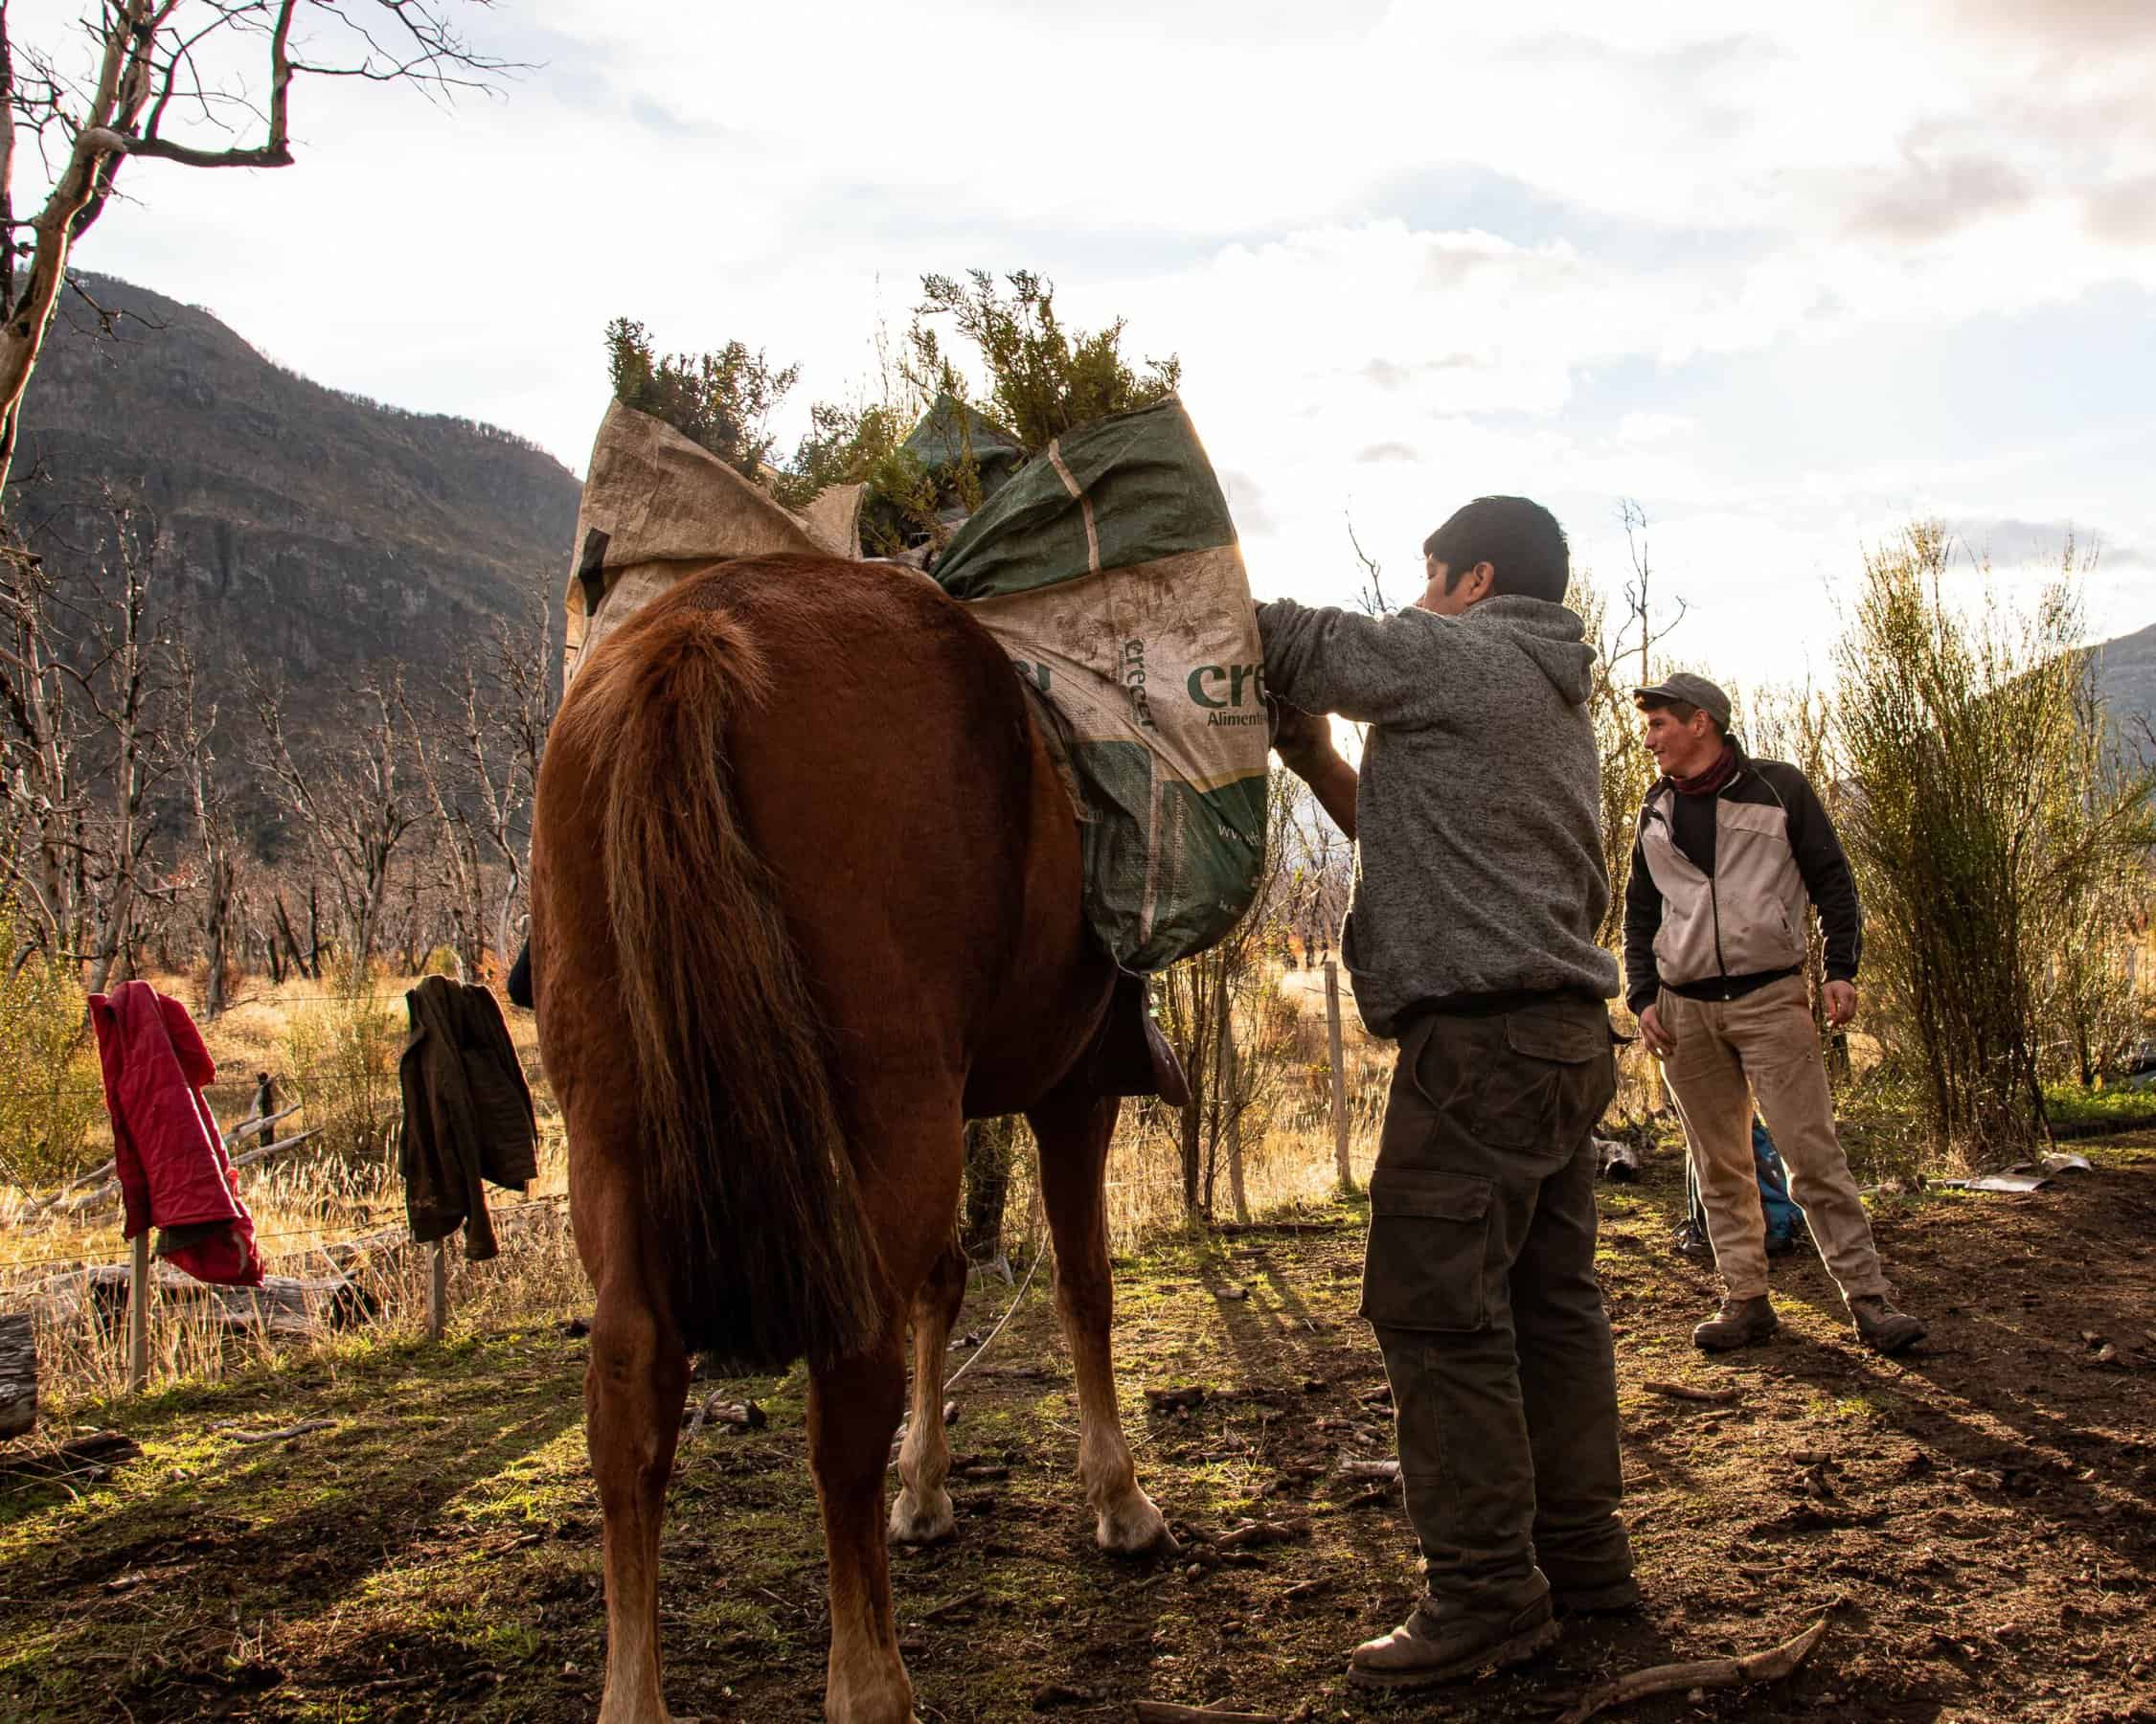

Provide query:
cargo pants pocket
left=1473, top=1009, right=1611, bottom=1156
left=1359, top=1167, right=1494, bottom=1332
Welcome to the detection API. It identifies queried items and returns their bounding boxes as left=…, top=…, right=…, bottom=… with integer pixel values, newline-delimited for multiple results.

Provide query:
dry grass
left=2, top=971, right=580, bottom=1416
left=5, top=964, right=1404, bottom=1414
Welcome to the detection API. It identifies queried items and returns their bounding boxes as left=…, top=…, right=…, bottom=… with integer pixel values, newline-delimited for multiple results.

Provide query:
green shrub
left=282, top=966, right=404, bottom=1165
left=0, top=903, right=103, bottom=1187
left=2042, top=1083, right=2156, bottom=1135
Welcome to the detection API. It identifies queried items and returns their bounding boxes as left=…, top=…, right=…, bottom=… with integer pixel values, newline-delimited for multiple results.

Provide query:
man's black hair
left=1421, top=496, right=1569, bottom=602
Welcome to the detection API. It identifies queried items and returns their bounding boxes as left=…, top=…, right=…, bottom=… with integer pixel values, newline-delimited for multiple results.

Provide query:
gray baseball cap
left=1633, top=672, right=1731, bottom=726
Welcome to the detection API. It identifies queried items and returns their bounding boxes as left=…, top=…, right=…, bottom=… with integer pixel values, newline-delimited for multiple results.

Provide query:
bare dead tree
left=251, top=667, right=417, bottom=970
left=54, top=503, right=176, bottom=993
left=0, top=1, right=510, bottom=517
left=0, top=540, right=78, bottom=952
left=397, top=577, right=552, bottom=981
left=176, top=644, right=238, bottom=1015
left=397, top=679, right=473, bottom=978
left=1346, top=510, right=1394, bottom=618
left=474, top=583, right=555, bottom=961
left=0, top=497, right=178, bottom=989
left=1615, top=498, right=1687, bottom=689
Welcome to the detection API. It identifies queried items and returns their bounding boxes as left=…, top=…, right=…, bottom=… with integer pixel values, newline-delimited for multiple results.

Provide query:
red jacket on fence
left=88, top=981, right=263, bottom=1287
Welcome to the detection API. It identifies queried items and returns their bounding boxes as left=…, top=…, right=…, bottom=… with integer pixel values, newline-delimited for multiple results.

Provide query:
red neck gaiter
left=1672, top=743, right=1739, bottom=797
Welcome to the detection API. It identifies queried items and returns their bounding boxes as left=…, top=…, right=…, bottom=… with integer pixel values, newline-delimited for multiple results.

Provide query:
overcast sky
left=27, top=0, right=2156, bottom=685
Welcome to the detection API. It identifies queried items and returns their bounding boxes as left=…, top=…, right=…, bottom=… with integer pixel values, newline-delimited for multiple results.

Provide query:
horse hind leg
left=582, top=1191, right=692, bottom=1724
left=811, top=1321, right=918, bottom=1724
left=889, top=1239, right=965, bottom=1546
left=1028, top=1085, right=1177, bottom=1558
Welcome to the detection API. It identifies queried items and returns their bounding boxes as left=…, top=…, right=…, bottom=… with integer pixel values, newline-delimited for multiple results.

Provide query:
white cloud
left=5, top=0, right=2150, bottom=683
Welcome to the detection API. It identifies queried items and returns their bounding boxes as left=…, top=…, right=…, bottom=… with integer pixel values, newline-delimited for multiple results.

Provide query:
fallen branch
left=1133, top=1705, right=1282, bottom=1723
left=1554, top=1615, right=1831, bottom=1724
left=0, top=1429, right=142, bottom=1482
left=41, top=1127, right=318, bottom=1222
left=227, top=1127, right=321, bottom=1173
left=1642, top=1379, right=1739, bottom=1405
left=223, top=1418, right=334, bottom=1444
left=1214, top=1518, right=1310, bottom=1551
left=921, top=1589, right=986, bottom=1622
left=685, top=1394, right=766, bottom=1438
left=1336, top=1458, right=1399, bottom=1481
left=1210, top=1221, right=1341, bottom=1236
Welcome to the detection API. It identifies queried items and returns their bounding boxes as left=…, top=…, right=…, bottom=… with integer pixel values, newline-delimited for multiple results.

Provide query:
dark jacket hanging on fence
left=88, top=981, right=264, bottom=1287
left=397, top=977, right=539, bottom=1261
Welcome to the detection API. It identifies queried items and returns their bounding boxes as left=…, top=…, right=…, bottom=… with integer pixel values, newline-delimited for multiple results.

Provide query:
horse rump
left=557, top=585, right=884, bottom=1372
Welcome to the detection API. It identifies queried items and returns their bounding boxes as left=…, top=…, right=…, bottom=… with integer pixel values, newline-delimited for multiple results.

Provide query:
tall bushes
left=1833, top=526, right=2154, bottom=1165
left=0, top=899, right=102, bottom=1185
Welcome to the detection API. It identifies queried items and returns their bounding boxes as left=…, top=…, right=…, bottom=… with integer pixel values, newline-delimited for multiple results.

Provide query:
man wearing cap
left=1262, top=495, right=1633, bottom=1695
left=1625, top=675, right=1925, bottom=1355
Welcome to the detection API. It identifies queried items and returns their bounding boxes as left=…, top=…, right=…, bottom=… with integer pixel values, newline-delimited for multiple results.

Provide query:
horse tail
left=559, top=593, right=884, bottom=1372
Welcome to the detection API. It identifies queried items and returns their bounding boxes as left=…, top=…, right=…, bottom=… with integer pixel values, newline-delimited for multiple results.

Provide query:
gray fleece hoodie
left=1257, top=593, right=1620, bottom=1037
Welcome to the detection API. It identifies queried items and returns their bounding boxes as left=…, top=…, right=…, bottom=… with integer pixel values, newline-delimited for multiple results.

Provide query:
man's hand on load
left=1268, top=698, right=1337, bottom=780
left=1824, top=980, right=1858, bottom=1028
left=1638, top=1002, right=1677, bottom=1058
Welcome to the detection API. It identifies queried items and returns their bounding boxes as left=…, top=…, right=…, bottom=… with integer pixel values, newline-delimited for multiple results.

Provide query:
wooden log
left=0, top=1313, right=35, bottom=1439
left=1134, top=1704, right=1282, bottom=1723
left=226, top=1105, right=301, bottom=1147
left=72, top=1262, right=373, bottom=1337
left=0, top=1428, right=140, bottom=1483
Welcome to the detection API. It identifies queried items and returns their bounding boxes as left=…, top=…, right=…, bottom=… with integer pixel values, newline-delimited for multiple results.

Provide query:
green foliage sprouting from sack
left=0, top=900, right=103, bottom=1186
left=904, top=269, right=1182, bottom=455
left=603, top=269, right=1182, bottom=553
left=604, top=317, right=799, bottom=484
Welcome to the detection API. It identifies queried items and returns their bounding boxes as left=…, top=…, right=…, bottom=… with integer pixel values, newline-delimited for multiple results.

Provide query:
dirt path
left=3, top=1135, right=2152, bottom=1722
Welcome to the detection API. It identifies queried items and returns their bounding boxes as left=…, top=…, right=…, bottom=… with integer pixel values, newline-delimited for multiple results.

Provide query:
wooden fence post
left=127, top=1232, right=150, bottom=1394
left=1323, top=959, right=1355, bottom=1192
left=426, top=1239, right=448, bottom=1342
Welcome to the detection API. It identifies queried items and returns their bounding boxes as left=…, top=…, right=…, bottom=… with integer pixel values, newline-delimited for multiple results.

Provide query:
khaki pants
left=1659, top=976, right=1887, bottom=1304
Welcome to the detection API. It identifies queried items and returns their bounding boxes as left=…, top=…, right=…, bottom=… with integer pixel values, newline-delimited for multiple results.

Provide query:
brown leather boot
left=1849, top=1294, right=1926, bottom=1354
left=1553, top=1576, right=1642, bottom=1616
left=1347, top=1594, right=1559, bottom=1691
left=1691, top=1294, right=1779, bottom=1351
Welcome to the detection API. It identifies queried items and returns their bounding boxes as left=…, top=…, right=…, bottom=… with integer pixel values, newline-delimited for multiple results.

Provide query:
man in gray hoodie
left=1261, top=496, right=1630, bottom=1693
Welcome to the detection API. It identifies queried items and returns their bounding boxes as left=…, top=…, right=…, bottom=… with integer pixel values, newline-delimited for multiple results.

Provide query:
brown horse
left=530, top=555, right=1177, bottom=1724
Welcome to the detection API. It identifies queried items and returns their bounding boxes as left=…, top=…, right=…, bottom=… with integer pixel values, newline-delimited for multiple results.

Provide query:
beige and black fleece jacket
left=1622, top=745, right=1860, bottom=1018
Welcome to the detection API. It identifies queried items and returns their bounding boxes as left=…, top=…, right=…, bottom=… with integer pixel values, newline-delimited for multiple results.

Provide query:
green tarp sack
left=933, top=397, right=1269, bottom=971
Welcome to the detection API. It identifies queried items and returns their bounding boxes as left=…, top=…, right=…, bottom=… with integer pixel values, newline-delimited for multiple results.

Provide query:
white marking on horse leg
left=888, top=1290, right=956, bottom=1546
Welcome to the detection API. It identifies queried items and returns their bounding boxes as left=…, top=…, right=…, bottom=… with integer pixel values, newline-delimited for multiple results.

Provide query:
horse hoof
left=888, top=1488, right=957, bottom=1547
left=1096, top=1491, right=1178, bottom=1558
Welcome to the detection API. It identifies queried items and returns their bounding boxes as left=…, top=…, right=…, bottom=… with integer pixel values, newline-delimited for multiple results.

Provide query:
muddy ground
left=3, top=1134, right=2153, bottom=1722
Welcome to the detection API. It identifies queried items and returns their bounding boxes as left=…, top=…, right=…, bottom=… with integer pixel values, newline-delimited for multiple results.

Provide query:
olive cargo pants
left=1362, top=998, right=1631, bottom=1609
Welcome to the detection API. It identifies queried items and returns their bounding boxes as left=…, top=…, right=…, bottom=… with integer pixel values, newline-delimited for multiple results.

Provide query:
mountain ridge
left=10, top=273, right=581, bottom=704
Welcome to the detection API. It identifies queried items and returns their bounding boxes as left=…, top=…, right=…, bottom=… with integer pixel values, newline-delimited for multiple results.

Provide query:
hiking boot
left=1850, top=1295, right=1927, bottom=1354
left=1692, top=1294, right=1779, bottom=1351
left=1552, top=1576, right=1642, bottom=1617
left=1347, top=1593, right=1559, bottom=1692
